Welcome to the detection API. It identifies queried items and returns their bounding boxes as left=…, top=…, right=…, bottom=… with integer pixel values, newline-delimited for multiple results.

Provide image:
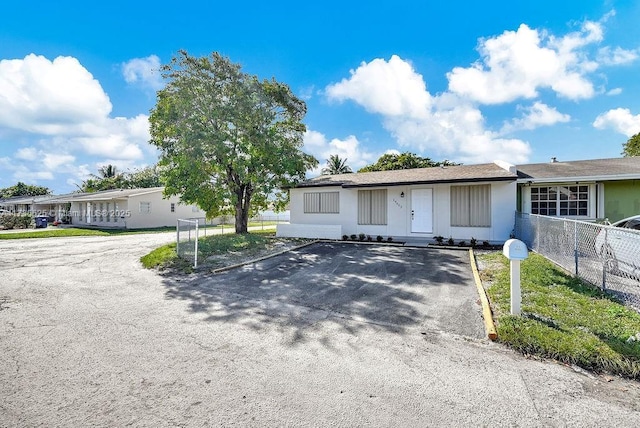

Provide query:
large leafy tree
left=149, top=51, right=318, bottom=233
left=0, top=182, right=51, bottom=198
left=322, top=154, right=352, bottom=175
left=622, top=133, right=640, bottom=157
left=358, top=152, right=459, bottom=172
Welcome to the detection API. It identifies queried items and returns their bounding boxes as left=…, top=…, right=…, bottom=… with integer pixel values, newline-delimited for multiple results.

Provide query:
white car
left=595, top=215, right=640, bottom=280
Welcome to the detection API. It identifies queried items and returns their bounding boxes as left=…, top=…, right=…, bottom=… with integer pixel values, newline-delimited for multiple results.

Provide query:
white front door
left=411, top=189, right=433, bottom=233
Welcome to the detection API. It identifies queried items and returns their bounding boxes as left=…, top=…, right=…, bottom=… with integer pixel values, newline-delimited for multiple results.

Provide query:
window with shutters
left=358, top=189, right=387, bottom=225
left=303, top=192, right=340, bottom=213
left=450, top=185, right=491, bottom=227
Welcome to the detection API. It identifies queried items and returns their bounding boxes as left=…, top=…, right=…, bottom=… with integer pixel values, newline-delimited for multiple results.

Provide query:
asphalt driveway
left=1, top=236, right=640, bottom=427
left=169, top=242, right=485, bottom=340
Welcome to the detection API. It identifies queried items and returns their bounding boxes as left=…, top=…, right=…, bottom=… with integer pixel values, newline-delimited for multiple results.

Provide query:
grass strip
left=478, top=252, right=640, bottom=379
left=0, top=226, right=176, bottom=239
left=140, top=230, right=278, bottom=271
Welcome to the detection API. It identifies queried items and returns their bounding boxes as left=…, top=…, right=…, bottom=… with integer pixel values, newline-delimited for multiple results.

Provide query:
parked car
left=595, top=215, right=640, bottom=280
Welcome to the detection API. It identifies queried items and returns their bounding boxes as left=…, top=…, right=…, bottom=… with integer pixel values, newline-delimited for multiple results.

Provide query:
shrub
left=358, top=233, right=366, bottom=241
left=342, top=235, right=349, bottom=241
left=470, top=237, right=477, bottom=248
left=458, top=240, right=466, bottom=247
left=433, top=235, right=444, bottom=245
left=0, top=213, right=33, bottom=230
left=367, top=235, right=373, bottom=242
left=447, top=236, right=454, bottom=246
left=350, top=234, right=357, bottom=241
left=482, top=240, right=490, bottom=247
left=376, top=235, right=383, bottom=242
left=387, top=236, right=393, bottom=242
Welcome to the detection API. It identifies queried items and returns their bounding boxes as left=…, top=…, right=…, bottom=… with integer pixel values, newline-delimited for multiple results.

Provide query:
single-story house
left=277, top=161, right=518, bottom=242
left=0, top=194, right=54, bottom=215
left=278, top=156, right=640, bottom=243
left=57, top=187, right=206, bottom=229
left=517, top=157, right=640, bottom=223
left=1, top=187, right=206, bottom=229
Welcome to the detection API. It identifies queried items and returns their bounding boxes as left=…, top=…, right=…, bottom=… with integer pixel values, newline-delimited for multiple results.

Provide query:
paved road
left=1, top=236, right=640, bottom=427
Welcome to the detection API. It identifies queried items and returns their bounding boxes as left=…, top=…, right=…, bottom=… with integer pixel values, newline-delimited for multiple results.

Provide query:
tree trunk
left=234, top=187, right=250, bottom=234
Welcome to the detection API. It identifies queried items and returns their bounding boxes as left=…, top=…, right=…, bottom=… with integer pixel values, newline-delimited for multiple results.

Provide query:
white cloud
left=122, top=55, right=163, bottom=90
left=326, top=55, right=431, bottom=118
left=593, top=108, right=640, bottom=136
left=0, top=54, right=157, bottom=190
left=501, top=102, right=571, bottom=133
left=447, top=22, right=602, bottom=104
left=606, top=87, right=623, bottom=96
left=324, top=56, right=531, bottom=163
left=597, top=46, right=639, bottom=66
left=0, top=54, right=112, bottom=133
left=303, top=130, right=376, bottom=174
left=15, top=147, right=38, bottom=161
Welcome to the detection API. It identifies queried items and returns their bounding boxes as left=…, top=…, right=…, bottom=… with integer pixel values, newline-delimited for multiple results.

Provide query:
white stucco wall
left=68, top=192, right=205, bottom=229
left=125, top=193, right=205, bottom=228
left=289, top=180, right=516, bottom=242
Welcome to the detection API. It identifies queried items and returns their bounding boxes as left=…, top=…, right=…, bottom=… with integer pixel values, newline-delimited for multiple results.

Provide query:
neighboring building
left=1, top=187, right=206, bottom=229
left=277, top=161, right=518, bottom=242
left=59, top=187, right=205, bottom=229
left=517, top=157, right=640, bottom=223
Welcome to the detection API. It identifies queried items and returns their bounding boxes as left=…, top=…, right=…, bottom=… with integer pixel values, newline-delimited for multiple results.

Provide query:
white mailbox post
left=502, top=239, right=529, bottom=316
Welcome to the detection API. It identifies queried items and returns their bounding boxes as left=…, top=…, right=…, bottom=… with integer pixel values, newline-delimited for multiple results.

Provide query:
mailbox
left=503, top=239, right=528, bottom=260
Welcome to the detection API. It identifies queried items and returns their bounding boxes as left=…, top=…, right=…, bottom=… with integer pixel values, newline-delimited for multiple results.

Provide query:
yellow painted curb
left=211, top=240, right=319, bottom=274
left=469, top=249, right=498, bottom=341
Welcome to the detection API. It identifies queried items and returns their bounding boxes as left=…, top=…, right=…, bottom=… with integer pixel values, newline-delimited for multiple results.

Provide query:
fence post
left=602, top=227, right=608, bottom=290
left=574, top=220, right=578, bottom=275
left=194, top=221, right=198, bottom=268
left=176, top=220, right=180, bottom=255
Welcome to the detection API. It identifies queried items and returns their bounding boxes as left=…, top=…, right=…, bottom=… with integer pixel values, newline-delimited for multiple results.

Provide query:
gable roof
left=296, top=162, right=517, bottom=189
left=516, top=157, right=640, bottom=183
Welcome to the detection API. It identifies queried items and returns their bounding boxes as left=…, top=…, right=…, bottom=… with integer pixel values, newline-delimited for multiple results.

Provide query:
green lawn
left=140, top=230, right=278, bottom=271
left=478, top=252, right=640, bottom=379
left=0, top=226, right=175, bottom=239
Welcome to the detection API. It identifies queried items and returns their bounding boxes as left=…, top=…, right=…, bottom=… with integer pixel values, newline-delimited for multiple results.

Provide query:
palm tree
left=321, top=154, right=352, bottom=175
left=95, top=164, right=119, bottom=179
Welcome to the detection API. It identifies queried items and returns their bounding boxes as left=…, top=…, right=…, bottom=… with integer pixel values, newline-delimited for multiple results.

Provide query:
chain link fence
left=515, top=213, right=640, bottom=311
left=177, top=219, right=199, bottom=268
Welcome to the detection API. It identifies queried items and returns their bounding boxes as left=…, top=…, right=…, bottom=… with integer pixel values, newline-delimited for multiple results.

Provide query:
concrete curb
left=211, top=240, right=320, bottom=274
left=468, top=249, right=498, bottom=341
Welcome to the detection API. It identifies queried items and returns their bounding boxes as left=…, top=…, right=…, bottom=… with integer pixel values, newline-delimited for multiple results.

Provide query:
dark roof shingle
left=297, top=163, right=517, bottom=188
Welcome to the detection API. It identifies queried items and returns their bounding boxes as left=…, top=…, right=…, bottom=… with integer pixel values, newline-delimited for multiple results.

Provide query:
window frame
left=530, top=185, right=589, bottom=217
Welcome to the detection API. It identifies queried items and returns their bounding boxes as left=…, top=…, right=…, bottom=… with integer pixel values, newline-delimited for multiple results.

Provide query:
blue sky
left=1, top=1, right=639, bottom=193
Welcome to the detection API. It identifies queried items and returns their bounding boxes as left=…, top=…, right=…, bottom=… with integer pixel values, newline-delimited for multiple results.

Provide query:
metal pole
left=574, top=221, right=578, bottom=275
left=602, top=227, right=608, bottom=290
left=176, top=220, right=180, bottom=255
left=194, top=221, right=198, bottom=268
left=511, top=260, right=521, bottom=316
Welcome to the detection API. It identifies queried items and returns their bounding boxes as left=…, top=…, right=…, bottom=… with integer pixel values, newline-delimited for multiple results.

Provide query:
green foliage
left=149, top=50, right=317, bottom=234
left=79, top=165, right=162, bottom=192
left=622, top=133, right=640, bottom=157
left=0, top=182, right=51, bottom=198
left=480, top=252, right=640, bottom=378
left=322, top=154, right=352, bottom=175
left=358, top=152, right=460, bottom=172
left=0, top=213, right=33, bottom=229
